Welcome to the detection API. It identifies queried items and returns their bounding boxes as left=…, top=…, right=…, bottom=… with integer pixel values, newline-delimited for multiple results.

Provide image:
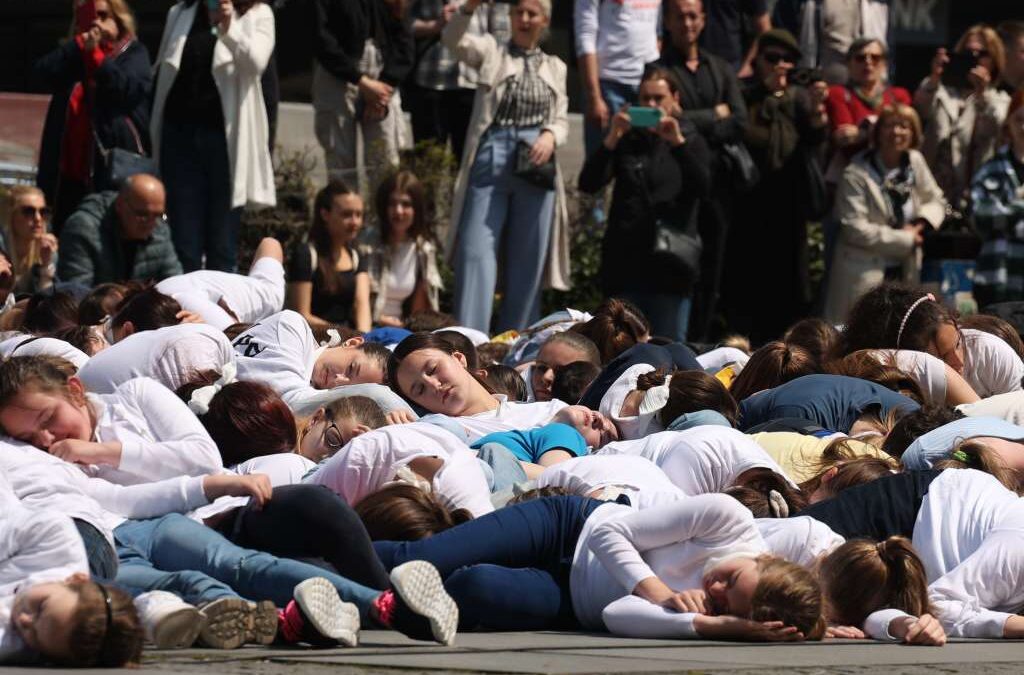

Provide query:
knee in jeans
left=444, top=565, right=502, bottom=607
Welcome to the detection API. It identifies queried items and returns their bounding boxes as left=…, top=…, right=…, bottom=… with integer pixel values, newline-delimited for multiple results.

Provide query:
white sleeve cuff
left=863, top=609, right=914, bottom=641
left=183, top=476, right=210, bottom=510
left=117, top=441, right=145, bottom=475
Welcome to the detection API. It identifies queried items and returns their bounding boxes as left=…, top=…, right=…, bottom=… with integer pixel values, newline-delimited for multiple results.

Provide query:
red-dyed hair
left=177, top=375, right=297, bottom=466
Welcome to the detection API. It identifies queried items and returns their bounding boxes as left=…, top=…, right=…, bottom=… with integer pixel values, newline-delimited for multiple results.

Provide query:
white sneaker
left=134, top=591, right=205, bottom=649
left=292, top=577, right=360, bottom=647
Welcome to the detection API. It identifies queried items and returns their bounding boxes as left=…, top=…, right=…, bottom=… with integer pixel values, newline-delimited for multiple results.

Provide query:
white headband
left=895, top=293, right=935, bottom=348
left=188, top=362, right=237, bottom=416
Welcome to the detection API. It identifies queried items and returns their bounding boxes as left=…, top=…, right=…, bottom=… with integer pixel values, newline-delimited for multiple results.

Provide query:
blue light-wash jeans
left=619, top=291, right=692, bottom=342
left=114, top=514, right=381, bottom=618
left=454, top=126, right=556, bottom=333
left=583, top=79, right=639, bottom=159
left=160, top=121, right=242, bottom=273
left=374, top=495, right=606, bottom=631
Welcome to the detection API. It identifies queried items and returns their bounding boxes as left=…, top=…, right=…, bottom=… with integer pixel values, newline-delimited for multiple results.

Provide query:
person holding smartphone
left=32, top=0, right=152, bottom=231
left=578, top=66, right=711, bottom=342
left=915, top=25, right=1011, bottom=211
left=444, top=0, right=570, bottom=334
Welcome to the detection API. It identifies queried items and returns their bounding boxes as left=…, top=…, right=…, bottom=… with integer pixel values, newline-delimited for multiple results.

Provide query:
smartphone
left=75, top=0, right=96, bottom=33
left=628, top=107, right=662, bottom=129
left=942, top=52, right=977, bottom=91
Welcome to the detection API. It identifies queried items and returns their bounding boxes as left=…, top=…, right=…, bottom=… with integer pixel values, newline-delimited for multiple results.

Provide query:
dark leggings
left=374, top=495, right=607, bottom=631
left=223, top=484, right=391, bottom=591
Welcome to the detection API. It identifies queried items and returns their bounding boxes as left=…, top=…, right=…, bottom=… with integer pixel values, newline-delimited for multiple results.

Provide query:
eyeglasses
left=18, top=206, right=51, bottom=219
left=761, top=51, right=796, bottom=65
left=321, top=410, right=345, bottom=450
left=854, top=52, right=885, bottom=64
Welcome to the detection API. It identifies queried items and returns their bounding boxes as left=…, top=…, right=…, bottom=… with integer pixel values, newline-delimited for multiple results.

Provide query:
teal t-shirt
left=471, top=423, right=588, bottom=463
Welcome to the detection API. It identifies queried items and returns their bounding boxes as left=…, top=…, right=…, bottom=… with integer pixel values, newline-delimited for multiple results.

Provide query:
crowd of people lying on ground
left=6, top=254, right=1024, bottom=666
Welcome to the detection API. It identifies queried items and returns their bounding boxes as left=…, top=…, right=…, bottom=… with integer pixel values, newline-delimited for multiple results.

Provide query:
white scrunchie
left=768, top=489, right=789, bottom=519
left=322, top=328, right=344, bottom=348
left=188, top=361, right=238, bottom=416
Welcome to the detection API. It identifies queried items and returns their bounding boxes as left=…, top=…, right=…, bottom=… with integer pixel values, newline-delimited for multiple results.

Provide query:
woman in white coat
left=824, top=104, right=946, bottom=324
left=442, top=0, right=570, bottom=333
left=151, top=0, right=276, bottom=273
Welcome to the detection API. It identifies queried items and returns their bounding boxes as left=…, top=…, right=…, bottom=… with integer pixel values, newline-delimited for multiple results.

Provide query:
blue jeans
left=583, top=80, right=639, bottom=159
left=454, top=126, right=556, bottom=333
left=374, top=495, right=606, bottom=630
left=160, top=121, right=242, bottom=273
left=114, top=514, right=381, bottom=618
left=619, top=291, right=692, bottom=342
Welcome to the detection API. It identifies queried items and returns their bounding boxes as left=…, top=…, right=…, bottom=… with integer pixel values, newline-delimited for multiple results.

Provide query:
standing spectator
left=310, top=0, right=414, bottom=185
left=578, top=66, right=711, bottom=342
left=1, top=187, right=59, bottom=295
left=365, top=171, right=443, bottom=327
left=729, top=30, right=829, bottom=344
left=151, top=0, right=277, bottom=274
left=33, top=0, right=151, bottom=230
left=823, top=105, right=946, bottom=323
left=445, top=0, right=570, bottom=333
left=825, top=38, right=910, bottom=178
left=57, top=174, right=183, bottom=287
left=657, top=0, right=747, bottom=340
left=915, top=25, right=1010, bottom=212
left=970, top=91, right=1024, bottom=307
left=773, top=0, right=890, bottom=85
left=700, top=0, right=770, bottom=77
left=574, top=0, right=661, bottom=157
left=287, top=181, right=372, bottom=333
left=408, top=0, right=509, bottom=162
left=998, top=21, right=1024, bottom=95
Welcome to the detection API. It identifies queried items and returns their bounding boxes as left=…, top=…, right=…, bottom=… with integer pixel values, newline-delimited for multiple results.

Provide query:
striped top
left=493, top=44, right=553, bottom=128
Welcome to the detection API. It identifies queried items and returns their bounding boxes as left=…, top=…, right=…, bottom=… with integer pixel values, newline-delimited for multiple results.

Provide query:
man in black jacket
left=310, top=0, right=415, bottom=184
left=657, top=0, right=748, bottom=341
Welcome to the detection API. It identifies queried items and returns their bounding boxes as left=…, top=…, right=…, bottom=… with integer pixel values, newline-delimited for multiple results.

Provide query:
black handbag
left=514, top=139, right=556, bottom=190
left=652, top=218, right=703, bottom=284
left=721, top=141, right=760, bottom=193
left=94, top=118, right=156, bottom=189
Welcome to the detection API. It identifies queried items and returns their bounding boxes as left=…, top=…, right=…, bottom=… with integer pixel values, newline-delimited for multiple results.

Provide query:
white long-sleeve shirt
left=574, top=494, right=765, bottom=634
left=756, top=517, right=845, bottom=568
left=0, top=438, right=210, bottom=546
left=537, top=454, right=686, bottom=510
left=0, top=335, right=89, bottom=370
left=444, top=396, right=568, bottom=444
left=961, top=328, right=1024, bottom=398
left=573, top=0, right=661, bottom=85
left=191, top=453, right=317, bottom=521
left=78, top=323, right=234, bottom=395
left=303, top=423, right=494, bottom=517
left=597, top=427, right=796, bottom=496
left=232, top=310, right=324, bottom=415
left=865, top=469, right=1024, bottom=639
left=87, top=377, right=222, bottom=485
left=156, top=257, right=286, bottom=329
left=0, top=475, right=90, bottom=664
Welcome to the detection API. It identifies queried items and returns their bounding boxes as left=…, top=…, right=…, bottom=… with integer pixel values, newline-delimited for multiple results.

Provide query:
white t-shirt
left=958, top=390, right=1024, bottom=425
left=88, top=377, right=223, bottom=485
left=78, top=323, right=234, bottom=395
left=303, top=422, right=494, bottom=517
left=0, top=335, right=89, bottom=370
left=597, top=427, right=796, bottom=496
left=156, top=257, right=286, bottom=329
left=232, top=310, right=327, bottom=415
left=756, top=516, right=844, bottom=568
left=869, top=349, right=947, bottom=404
left=0, top=438, right=209, bottom=546
left=696, top=347, right=750, bottom=374
left=191, top=453, right=317, bottom=521
left=537, top=454, right=686, bottom=511
left=574, top=494, right=766, bottom=633
left=447, top=396, right=568, bottom=444
left=381, top=241, right=418, bottom=318
left=962, top=328, right=1024, bottom=398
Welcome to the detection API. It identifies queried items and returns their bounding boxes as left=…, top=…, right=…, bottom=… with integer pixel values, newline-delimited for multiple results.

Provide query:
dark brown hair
left=640, top=369, right=739, bottom=427
left=826, top=351, right=925, bottom=405
left=78, top=283, right=131, bottom=326
left=388, top=332, right=493, bottom=397
left=570, top=298, right=650, bottom=363
left=783, top=317, right=840, bottom=368
left=551, top=360, right=601, bottom=405
left=110, top=286, right=182, bottom=333
left=309, top=180, right=362, bottom=296
left=434, top=330, right=480, bottom=371
left=840, top=283, right=959, bottom=356
left=819, top=537, right=932, bottom=627
left=404, top=309, right=456, bottom=333
left=476, top=341, right=511, bottom=366
left=23, top=291, right=79, bottom=334
left=354, top=484, right=472, bottom=540
left=481, top=364, right=528, bottom=401
left=729, top=341, right=817, bottom=403
left=59, top=581, right=143, bottom=667
left=374, top=170, right=433, bottom=242
left=727, top=467, right=808, bottom=517
left=881, top=404, right=961, bottom=458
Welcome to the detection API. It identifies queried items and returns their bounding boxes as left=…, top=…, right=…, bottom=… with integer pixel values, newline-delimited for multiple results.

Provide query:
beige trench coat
left=824, top=149, right=947, bottom=323
left=440, top=7, right=571, bottom=291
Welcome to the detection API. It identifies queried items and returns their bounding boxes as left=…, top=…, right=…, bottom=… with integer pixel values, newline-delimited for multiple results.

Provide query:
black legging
left=222, top=484, right=391, bottom=591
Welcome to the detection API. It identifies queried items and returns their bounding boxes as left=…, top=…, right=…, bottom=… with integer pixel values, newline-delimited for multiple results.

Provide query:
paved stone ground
left=9, top=630, right=1024, bottom=674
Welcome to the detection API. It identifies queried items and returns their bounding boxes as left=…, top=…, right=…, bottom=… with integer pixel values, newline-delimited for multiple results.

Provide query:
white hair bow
left=188, top=362, right=238, bottom=416
left=637, top=375, right=672, bottom=416
left=768, top=490, right=789, bottom=519
left=322, top=329, right=344, bottom=348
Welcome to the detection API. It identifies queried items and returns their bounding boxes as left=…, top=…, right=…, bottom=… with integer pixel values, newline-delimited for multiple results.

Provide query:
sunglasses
left=854, top=52, right=885, bottom=64
left=761, top=51, right=795, bottom=65
left=19, top=206, right=51, bottom=219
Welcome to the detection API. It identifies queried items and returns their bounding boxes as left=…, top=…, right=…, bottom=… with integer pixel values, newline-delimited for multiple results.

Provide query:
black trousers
left=409, top=86, right=476, bottom=164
